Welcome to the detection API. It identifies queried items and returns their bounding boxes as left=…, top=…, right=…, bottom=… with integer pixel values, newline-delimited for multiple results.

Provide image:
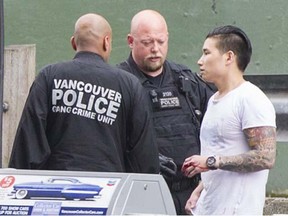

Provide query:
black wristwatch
left=206, top=156, right=217, bottom=170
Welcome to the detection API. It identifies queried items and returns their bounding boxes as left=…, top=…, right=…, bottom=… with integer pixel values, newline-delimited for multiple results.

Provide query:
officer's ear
left=70, top=36, right=77, bottom=51
left=127, top=34, right=134, bottom=49
left=103, top=36, right=108, bottom=51
left=102, top=35, right=112, bottom=62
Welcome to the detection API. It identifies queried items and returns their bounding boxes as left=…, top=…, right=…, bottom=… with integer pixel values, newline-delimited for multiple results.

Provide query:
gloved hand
left=159, top=153, right=177, bottom=179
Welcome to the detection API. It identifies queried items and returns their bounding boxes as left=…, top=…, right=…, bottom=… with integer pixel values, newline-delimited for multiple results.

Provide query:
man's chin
left=202, top=76, right=214, bottom=84
left=146, top=63, right=163, bottom=72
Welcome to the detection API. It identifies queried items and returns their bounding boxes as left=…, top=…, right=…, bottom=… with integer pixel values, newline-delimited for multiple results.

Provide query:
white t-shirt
left=193, top=81, right=276, bottom=215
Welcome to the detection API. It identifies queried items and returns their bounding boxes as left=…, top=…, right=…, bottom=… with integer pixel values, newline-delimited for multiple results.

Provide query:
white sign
left=0, top=174, right=120, bottom=215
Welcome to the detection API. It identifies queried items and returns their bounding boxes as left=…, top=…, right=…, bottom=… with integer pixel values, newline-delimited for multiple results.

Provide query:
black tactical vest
left=117, top=58, right=212, bottom=173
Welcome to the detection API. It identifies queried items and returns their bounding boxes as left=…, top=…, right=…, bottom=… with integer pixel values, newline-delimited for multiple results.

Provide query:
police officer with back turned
left=9, top=13, right=159, bottom=174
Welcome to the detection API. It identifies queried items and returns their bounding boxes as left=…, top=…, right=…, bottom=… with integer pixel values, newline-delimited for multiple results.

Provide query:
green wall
left=4, top=0, right=288, bottom=74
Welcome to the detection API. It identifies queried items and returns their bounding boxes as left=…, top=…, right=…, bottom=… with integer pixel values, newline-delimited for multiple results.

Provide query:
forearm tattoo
left=219, top=126, right=276, bottom=172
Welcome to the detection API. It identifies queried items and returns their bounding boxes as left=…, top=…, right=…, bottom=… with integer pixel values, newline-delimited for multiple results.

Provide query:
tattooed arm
left=219, top=126, right=276, bottom=172
left=182, top=126, right=276, bottom=177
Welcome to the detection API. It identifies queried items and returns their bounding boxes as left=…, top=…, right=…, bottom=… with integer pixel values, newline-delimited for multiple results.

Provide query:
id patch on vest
left=150, top=89, right=181, bottom=111
left=160, top=96, right=180, bottom=108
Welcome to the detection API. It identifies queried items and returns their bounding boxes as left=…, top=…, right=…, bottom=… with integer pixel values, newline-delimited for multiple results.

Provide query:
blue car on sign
left=10, top=177, right=103, bottom=200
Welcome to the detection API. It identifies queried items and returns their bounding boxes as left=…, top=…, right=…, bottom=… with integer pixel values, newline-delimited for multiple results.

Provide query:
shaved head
left=130, top=10, right=168, bottom=37
left=71, top=13, right=112, bottom=61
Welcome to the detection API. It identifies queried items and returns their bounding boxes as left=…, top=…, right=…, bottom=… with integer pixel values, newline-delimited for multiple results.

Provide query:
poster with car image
left=0, top=174, right=120, bottom=215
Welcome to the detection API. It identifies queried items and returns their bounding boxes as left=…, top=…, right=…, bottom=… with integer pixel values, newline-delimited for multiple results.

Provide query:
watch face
left=206, top=156, right=216, bottom=169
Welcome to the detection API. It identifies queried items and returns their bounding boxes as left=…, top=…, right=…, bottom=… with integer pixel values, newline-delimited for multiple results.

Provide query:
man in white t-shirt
left=182, top=25, right=276, bottom=215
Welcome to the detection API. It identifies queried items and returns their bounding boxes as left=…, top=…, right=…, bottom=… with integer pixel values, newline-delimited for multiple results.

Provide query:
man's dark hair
left=206, top=25, right=252, bottom=72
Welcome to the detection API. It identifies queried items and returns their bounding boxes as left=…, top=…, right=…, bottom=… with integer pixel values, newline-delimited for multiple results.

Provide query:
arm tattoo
left=219, top=126, right=276, bottom=172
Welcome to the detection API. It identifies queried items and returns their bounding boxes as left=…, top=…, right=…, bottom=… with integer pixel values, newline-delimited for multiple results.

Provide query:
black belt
left=166, top=175, right=200, bottom=192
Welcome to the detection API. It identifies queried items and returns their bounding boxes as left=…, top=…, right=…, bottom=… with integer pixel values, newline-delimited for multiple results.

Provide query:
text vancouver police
left=52, top=79, right=122, bottom=125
